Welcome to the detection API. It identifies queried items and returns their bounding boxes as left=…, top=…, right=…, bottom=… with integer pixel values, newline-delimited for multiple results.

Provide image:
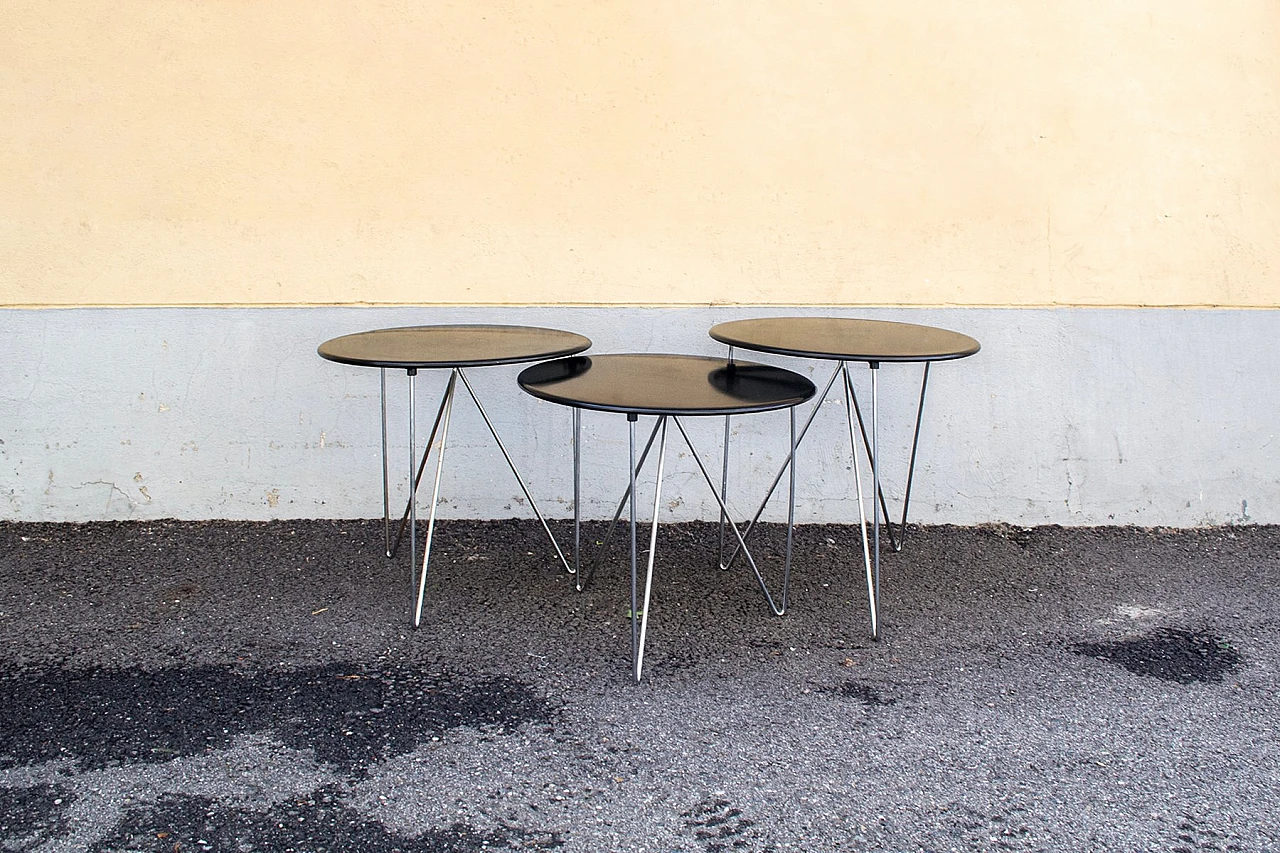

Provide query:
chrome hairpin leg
left=589, top=416, right=665, bottom=582
left=718, top=413, right=732, bottom=569
left=408, top=370, right=417, bottom=606
left=870, top=362, right=881, bottom=633
left=671, top=416, right=794, bottom=617
left=389, top=372, right=457, bottom=559
left=847, top=362, right=932, bottom=553
left=456, top=369, right=573, bottom=576
left=630, top=414, right=667, bottom=683
left=573, top=407, right=583, bottom=590
left=628, top=416, right=639, bottom=677
left=718, top=363, right=843, bottom=571
left=612, top=408, right=802, bottom=682
left=841, top=363, right=876, bottom=639
left=897, top=362, right=931, bottom=551
left=717, top=346, right=735, bottom=568
left=785, top=405, right=797, bottom=604
left=847, top=382, right=895, bottom=553
left=413, top=370, right=456, bottom=627
left=401, top=367, right=575, bottom=625
left=381, top=368, right=392, bottom=557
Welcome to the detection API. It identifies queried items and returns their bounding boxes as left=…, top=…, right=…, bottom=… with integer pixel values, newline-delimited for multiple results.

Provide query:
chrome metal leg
left=380, top=368, right=392, bottom=557
left=609, top=407, right=804, bottom=681
left=719, top=363, right=843, bottom=571
left=847, top=382, right=898, bottom=553
left=842, top=363, right=877, bottom=639
left=407, top=370, right=418, bottom=606
left=718, top=346, right=734, bottom=568
left=671, top=417, right=790, bottom=617
left=870, top=362, right=881, bottom=635
left=846, top=362, right=932, bottom=553
left=718, top=413, right=731, bottom=569
left=413, top=370, right=456, bottom=627
left=573, top=407, right=583, bottom=590
left=784, top=405, right=797, bottom=604
left=628, top=416, right=639, bottom=676
left=390, top=372, right=457, bottom=558
left=456, top=369, right=573, bottom=576
left=592, top=417, right=664, bottom=574
left=632, top=416, right=667, bottom=683
left=896, top=363, right=931, bottom=552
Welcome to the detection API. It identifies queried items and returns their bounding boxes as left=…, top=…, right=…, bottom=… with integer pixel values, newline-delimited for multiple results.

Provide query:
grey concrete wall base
left=1, top=306, right=1275, bottom=526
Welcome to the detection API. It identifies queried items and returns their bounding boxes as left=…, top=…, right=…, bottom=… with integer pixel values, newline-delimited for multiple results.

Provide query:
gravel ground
left=1, top=519, right=1277, bottom=852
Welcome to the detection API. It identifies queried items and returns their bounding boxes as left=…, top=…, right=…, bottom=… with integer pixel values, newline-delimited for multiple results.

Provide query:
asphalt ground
left=0, top=519, right=1277, bottom=852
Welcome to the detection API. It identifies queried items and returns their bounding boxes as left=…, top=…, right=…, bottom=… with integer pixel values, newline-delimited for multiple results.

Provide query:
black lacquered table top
left=709, top=317, right=980, bottom=363
left=518, top=354, right=816, bottom=417
left=317, top=325, right=592, bottom=370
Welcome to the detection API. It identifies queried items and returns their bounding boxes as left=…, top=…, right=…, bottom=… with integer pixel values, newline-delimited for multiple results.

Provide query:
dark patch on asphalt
left=683, top=795, right=775, bottom=853
left=90, top=789, right=564, bottom=852
left=1070, top=628, right=1243, bottom=684
left=0, top=782, right=73, bottom=846
left=158, top=581, right=202, bottom=603
left=0, top=663, right=550, bottom=773
left=828, top=680, right=897, bottom=706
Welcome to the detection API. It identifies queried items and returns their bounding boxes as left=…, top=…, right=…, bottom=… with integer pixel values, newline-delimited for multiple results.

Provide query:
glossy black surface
left=518, top=354, right=815, bottom=416
left=709, top=317, right=980, bottom=363
left=317, top=325, right=592, bottom=370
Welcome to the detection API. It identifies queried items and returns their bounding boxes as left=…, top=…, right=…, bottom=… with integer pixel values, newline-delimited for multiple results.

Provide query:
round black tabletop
left=709, top=317, right=980, bottom=364
left=317, top=325, right=592, bottom=370
left=518, top=354, right=816, bottom=417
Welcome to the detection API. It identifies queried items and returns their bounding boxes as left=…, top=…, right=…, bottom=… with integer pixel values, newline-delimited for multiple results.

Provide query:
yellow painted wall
left=3, top=1, right=1277, bottom=308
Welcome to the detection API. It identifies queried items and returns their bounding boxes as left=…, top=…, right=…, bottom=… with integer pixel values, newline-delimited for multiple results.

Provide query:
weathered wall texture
left=2, top=307, right=1276, bottom=526
left=3, top=1, right=1278, bottom=307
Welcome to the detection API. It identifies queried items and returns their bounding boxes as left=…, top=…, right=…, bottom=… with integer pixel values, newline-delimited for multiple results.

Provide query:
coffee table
left=318, top=324, right=591, bottom=626
left=518, top=353, right=816, bottom=682
left=708, top=317, right=981, bottom=639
